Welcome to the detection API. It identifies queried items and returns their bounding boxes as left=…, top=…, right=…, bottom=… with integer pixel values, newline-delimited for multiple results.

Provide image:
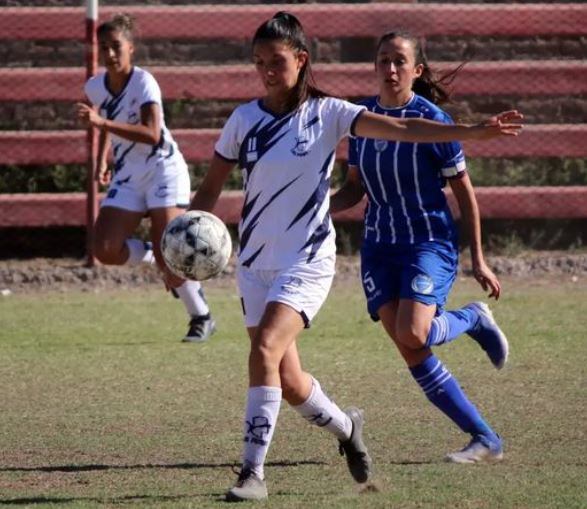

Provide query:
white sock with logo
left=125, top=239, right=155, bottom=266
left=242, top=386, right=282, bottom=480
left=174, top=280, right=210, bottom=317
left=291, top=376, right=352, bottom=441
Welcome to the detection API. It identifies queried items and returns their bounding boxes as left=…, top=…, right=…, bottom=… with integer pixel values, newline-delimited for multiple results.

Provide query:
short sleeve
left=139, top=72, right=162, bottom=108
left=84, top=75, right=101, bottom=107
left=431, top=111, right=466, bottom=178
left=214, top=108, right=241, bottom=162
left=323, top=98, right=366, bottom=142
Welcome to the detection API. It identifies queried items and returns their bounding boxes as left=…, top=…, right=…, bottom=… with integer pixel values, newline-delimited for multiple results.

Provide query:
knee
left=250, top=336, right=281, bottom=377
left=395, top=324, right=429, bottom=350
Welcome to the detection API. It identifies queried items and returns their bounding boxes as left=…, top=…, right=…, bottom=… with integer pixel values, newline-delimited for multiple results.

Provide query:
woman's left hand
left=75, top=102, right=106, bottom=129
left=475, top=110, right=524, bottom=138
left=472, top=260, right=501, bottom=300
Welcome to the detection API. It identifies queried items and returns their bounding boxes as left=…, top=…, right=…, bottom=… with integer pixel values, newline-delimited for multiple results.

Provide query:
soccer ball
left=161, top=210, right=232, bottom=281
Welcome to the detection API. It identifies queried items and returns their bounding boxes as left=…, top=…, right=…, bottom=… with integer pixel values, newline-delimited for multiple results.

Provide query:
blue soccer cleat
left=445, top=434, right=504, bottom=464
left=466, top=302, right=509, bottom=370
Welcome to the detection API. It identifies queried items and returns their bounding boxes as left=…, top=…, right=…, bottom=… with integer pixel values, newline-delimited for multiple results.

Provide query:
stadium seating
left=0, top=3, right=586, bottom=228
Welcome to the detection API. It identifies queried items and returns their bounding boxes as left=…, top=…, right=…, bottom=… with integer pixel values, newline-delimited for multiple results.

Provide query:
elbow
left=148, top=131, right=161, bottom=146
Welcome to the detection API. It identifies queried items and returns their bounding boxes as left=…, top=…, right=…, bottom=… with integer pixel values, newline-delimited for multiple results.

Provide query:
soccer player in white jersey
left=75, top=14, right=214, bottom=342
left=189, top=13, right=522, bottom=502
left=331, top=31, right=511, bottom=464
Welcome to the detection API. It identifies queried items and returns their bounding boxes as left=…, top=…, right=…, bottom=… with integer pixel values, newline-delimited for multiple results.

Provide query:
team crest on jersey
left=374, top=139, right=388, bottom=152
left=411, top=274, right=434, bottom=295
left=291, top=136, right=310, bottom=157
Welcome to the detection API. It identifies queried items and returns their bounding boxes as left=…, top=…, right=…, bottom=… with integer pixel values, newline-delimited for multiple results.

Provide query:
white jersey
left=215, top=97, right=365, bottom=270
left=84, top=66, right=183, bottom=174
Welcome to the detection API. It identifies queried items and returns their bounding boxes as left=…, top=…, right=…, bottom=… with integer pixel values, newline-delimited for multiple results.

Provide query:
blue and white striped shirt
left=349, top=94, right=466, bottom=245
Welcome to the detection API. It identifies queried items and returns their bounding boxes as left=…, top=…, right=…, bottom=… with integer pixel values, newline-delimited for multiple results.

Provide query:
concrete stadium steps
left=2, top=187, right=587, bottom=228
left=1, top=61, right=586, bottom=102
left=1, top=124, right=586, bottom=166
left=1, top=3, right=586, bottom=41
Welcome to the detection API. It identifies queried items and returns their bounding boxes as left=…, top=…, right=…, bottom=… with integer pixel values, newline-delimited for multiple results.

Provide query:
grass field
left=0, top=276, right=585, bottom=508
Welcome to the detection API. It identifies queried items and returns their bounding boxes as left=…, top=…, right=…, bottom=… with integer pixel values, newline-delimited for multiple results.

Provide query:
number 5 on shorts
left=363, top=272, right=376, bottom=295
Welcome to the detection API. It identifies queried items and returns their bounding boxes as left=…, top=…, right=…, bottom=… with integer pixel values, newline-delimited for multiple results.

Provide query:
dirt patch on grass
left=0, top=252, right=585, bottom=295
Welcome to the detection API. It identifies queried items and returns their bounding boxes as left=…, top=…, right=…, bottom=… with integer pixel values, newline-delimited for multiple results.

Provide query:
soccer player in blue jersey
left=190, top=13, right=521, bottom=502
left=331, top=31, right=510, bottom=464
left=76, top=14, right=214, bottom=342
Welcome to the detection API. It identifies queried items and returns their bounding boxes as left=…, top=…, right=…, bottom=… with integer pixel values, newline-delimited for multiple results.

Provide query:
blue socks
left=425, top=307, right=478, bottom=348
left=410, top=355, right=497, bottom=440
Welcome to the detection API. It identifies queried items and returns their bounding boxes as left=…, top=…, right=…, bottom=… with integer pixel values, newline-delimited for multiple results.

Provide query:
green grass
left=0, top=277, right=585, bottom=508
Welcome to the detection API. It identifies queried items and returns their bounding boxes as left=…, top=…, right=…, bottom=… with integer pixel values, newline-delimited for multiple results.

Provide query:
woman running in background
left=331, top=30, right=510, bottom=464
left=76, top=14, right=215, bottom=342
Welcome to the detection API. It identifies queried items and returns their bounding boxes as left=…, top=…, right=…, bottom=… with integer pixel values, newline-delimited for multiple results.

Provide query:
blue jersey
left=348, top=94, right=466, bottom=246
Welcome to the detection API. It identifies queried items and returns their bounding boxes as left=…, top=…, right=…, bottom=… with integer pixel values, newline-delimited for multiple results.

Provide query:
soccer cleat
left=225, top=467, right=268, bottom=502
left=338, top=407, right=373, bottom=483
left=182, top=314, right=216, bottom=343
left=445, top=434, right=504, bottom=464
left=466, top=302, right=509, bottom=370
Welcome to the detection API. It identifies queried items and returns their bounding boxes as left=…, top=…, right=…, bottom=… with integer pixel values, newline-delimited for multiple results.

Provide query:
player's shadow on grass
left=0, top=494, right=221, bottom=506
left=0, top=459, right=326, bottom=474
left=0, top=460, right=328, bottom=505
left=387, top=460, right=434, bottom=465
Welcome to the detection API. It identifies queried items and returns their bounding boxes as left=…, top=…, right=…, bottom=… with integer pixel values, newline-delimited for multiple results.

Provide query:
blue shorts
left=360, top=240, right=458, bottom=320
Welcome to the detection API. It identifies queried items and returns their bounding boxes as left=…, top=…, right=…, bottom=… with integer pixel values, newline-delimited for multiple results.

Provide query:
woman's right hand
left=96, top=161, right=111, bottom=186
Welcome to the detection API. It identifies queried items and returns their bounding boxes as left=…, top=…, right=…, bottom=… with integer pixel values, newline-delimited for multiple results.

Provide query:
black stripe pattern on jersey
left=287, top=151, right=334, bottom=230
left=298, top=213, right=330, bottom=264
left=239, top=175, right=302, bottom=267
left=113, top=141, right=136, bottom=174
left=240, top=244, right=264, bottom=268
left=145, top=129, right=173, bottom=162
left=238, top=114, right=293, bottom=181
left=100, top=92, right=126, bottom=121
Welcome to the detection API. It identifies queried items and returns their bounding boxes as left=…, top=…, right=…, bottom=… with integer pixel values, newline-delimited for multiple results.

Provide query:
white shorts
left=237, top=255, right=335, bottom=328
left=101, top=157, right=191, bottom=213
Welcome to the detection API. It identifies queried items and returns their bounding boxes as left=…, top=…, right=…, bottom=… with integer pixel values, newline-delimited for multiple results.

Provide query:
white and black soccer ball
left=161, top=210, right=232, bottom=281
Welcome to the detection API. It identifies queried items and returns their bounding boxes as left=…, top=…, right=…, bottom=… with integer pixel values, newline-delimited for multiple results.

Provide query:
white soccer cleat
left=225, top=467, right=268, bottom=502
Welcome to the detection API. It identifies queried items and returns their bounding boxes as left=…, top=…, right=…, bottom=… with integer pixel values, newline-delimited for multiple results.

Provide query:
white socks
left=292, top=376, right=352, bottom=441
left=125, top=239, right=155, bottom=266
left=242, top=386, right=282, bottom=480
left=174, top=280, right=210, bottom=317
left=125, top=240, right=209, bottom=319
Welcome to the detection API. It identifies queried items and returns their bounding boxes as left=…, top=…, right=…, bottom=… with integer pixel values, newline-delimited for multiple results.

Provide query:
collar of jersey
left=104, top=66, right=135, bottom=98
left=375, top=92, right=416, bottom=111
left=257, top=98, right=301, bottom=119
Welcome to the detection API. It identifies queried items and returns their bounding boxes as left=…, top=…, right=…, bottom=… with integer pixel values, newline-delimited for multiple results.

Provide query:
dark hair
left=376, top=31, right=464, bottom=105
left=97, top=13, right=135, bottom=42
left=253, top=11, right=329, bottom=111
